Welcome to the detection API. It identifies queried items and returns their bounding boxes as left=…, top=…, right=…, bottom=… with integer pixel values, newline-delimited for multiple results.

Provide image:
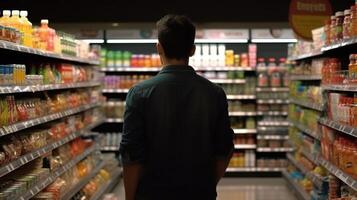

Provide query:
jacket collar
left=159, top=65, right=196, bottom=74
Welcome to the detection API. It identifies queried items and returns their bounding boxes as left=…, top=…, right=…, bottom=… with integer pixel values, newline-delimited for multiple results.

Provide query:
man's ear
left=156, top=43, right=164, bottom=55
left=189, top=45, right=196, bottom=57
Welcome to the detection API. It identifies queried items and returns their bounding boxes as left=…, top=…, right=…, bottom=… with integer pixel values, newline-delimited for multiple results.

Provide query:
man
left=119, top=14, right=234, bottom=200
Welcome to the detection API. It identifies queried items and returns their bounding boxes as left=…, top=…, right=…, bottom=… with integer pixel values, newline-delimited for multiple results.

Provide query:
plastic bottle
left=351, top=5, right=357, bottom=37
left=39, top=19, right=55, bottom=51
left=9, top=10, right=23, bottom=43
left=20, top=11, right=33, bottom=47
left=343, top=9, right=351, bottom=40
left=335, top=11, right=344, bottom=41
left=330, top=16, right=336, bottom=44
left=0, top=10, right=11, bottom=26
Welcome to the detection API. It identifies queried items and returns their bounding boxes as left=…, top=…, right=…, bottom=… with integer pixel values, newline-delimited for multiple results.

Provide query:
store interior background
left=1, top=0, right=357, bottom=200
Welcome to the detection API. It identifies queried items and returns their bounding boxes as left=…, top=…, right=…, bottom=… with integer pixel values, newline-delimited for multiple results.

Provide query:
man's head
left=156, top=14, right=196, bottom=65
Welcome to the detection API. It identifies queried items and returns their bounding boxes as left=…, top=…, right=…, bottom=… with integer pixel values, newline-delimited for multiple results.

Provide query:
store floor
left=112, top=177, right=298, bottom=200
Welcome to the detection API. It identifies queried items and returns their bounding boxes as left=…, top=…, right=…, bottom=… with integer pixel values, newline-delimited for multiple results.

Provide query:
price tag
left=30, top=189, right=35, bottom=195
left=30, top=153, right=34, bottom=160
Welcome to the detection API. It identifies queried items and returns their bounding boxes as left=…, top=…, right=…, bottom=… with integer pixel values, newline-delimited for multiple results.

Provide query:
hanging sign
left=289, top=0, right=332, bottom=40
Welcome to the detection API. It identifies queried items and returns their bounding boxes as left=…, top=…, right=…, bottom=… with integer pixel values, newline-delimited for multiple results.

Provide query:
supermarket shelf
left=287, top=154, right=324, bottom=189
left=60, top=161, right=106, bottom=200
left=100, top=66, right=256, bottom=72
left=282, top=170, right=310, bottom=200
left=226, top=95, right=256, bottom=100
left=257, top=99, right=289, bottom=104
left=233, top=129, right=257, bottom=134
left=256, top=87, right=290, bottom=92
left=256, top=147, right=294, bottom=152
left=209, top=79, right=246, bottom=84
left=0, top=40, right=99, bottom=65
left=16, top=145, right=97, bottom=200
left=229, top=111, right=258, bottom=116
left=105, top=118, right=124, bottom=123
left=195, top=67, right=256, bottom=71
left=90, top=168, right=122, bottom=200
left=0, top=81, right=101, bottom=94
left=257, top=111, right=288, bottom=116
left=102, top=89, right=129, bottom=93
left=321, top=37, right=357, bottom=52
left=0, top=132, right=78, bottom=178
left=226, top=167, right=284, bottom=172
left=290, top=120, right=321, bottom=140
left=322, top=84, right=357, bottom=92
left=100, top=67, right=161, bottom=72
left=0, top=119, right=102, bottom=179
left=289, top=98, right=323, bottom=112
left=0, top=102, right=100, bottom=137
left=288, top=51, right=323, bottom=61
left=257, top=126, right=289, bottom=132
left=301, top=149, right=320, bottom=166
left=319, top=157, right=357, bottom=191
left=258, top=121, right=290, bottom=127
left=290, top=74, right=322, bottom=81
left=319, top=118, right=357, bottom=138
left=257, top=135, right=289, bottom=140
left=101, top=146, right=120, bottom=151
left=234, top=144, right=257, bottom=149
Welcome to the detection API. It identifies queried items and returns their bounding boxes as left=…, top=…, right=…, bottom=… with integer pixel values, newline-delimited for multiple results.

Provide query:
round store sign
left=289, top=0, right=332, bottom=40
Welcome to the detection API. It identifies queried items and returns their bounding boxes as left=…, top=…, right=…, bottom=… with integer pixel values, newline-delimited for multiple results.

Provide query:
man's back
left=120, top=65, right=234, bottom=199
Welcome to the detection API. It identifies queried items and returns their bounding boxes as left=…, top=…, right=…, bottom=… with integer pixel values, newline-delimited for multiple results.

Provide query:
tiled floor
left=112, top=177, right=298, bottom=200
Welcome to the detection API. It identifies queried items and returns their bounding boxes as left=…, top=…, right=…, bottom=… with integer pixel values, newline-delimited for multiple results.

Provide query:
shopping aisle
left=111, top=178, right=298, bottom=200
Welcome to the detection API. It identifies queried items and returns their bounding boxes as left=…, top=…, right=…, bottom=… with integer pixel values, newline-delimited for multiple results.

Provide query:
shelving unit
left=287, top=28, right=357, bottom=198
left=16, top=145, right=97, bottom=200
left=289, top=98, right=323, bottom=112
left=0, top=81, right=101, bottom=94
left=89, top=168, right=122, bottom=200
left=0, top=103, right=100, bottom=136
left=60, top=161, right=106, bottom=200
left=282, top=170, right=310, bottom=200
left=0, top=36, right=105, bottom=200
left=0, top=40, right=99, bottom=65
left=289, top=120, right=321, bottom=140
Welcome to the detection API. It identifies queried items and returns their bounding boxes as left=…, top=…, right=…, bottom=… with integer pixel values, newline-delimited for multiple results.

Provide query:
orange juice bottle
left=39, top=19, right=56, bottom=51
left=0, top=10, right=11, bottom=26
left=19, top=11, right=33, bottom=47
left=9, top=10, right=23, bottom=43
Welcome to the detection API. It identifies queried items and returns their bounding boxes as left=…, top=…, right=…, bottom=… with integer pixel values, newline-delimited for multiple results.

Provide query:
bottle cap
left=269, top=58, right=276, bottom=62
left=20, top=10, right=28, bottom=17
left=336, top=11, right=344, bottom=17
left=344, top=9, right=351, bottom=15
left=11, top=10, right=20, bottom=16
left=3, top=10, right=11, bottom=16
left=258, top=58, right=265, bottom=62
left=41, top=19, right=49, bottom=24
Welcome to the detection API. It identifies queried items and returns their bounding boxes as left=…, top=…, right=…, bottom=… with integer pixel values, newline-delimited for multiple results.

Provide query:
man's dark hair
left=156, top=14, right=196, bottom=60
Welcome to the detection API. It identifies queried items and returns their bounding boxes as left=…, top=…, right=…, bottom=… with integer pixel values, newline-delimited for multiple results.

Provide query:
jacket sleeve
left=119, top=86, right=146, bottom=165
left=214, top=88, right=234, bottom=159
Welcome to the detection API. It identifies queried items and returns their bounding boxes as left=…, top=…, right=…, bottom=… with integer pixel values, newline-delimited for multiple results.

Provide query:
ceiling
left=1, top=0, right=354, bottom=24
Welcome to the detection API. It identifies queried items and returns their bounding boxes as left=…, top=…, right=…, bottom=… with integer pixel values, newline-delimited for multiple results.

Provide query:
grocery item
left=19, top=10, right=33, bottom=47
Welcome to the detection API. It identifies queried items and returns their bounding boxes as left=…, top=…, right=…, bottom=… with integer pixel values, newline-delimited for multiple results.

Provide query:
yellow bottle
left=20, top=11, right=33, bottom=47
left=0, top=10, right=11, bottom=26
left=9, top=10, right=24, bottom=44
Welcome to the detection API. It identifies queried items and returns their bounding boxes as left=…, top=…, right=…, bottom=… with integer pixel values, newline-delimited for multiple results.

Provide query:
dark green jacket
left=119, top=65, right=234, bottom=200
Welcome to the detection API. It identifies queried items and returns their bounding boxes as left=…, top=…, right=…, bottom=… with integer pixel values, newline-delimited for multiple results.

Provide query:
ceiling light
left=106, top=39, right=158, bottom=43
left=81, top=39, right=105, bottom=44
left=195, top=39, right=248, bottom=43
left=251, top=39, right=298, bottom=43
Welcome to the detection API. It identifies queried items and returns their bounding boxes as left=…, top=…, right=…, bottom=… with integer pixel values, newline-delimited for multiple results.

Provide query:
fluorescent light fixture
left=251, top=39, right=298, bottom=43
left=107, top=39, right=158, bottom=44
left=81, top=39, right=105, bottom=44
left=195, top=39, right=248, bottom=43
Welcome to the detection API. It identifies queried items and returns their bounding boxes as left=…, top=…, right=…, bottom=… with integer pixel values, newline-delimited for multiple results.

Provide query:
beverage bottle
left=39, top=19, right=55, bottom=51
left=0, top=10, right=11, bottom=26
left=19, top=11, right=33, bottom=47
left=9, top=10, right=23, bottom=44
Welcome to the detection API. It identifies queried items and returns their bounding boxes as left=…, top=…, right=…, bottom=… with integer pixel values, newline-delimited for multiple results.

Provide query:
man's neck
left=163, top=58, right=189, bottom=66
